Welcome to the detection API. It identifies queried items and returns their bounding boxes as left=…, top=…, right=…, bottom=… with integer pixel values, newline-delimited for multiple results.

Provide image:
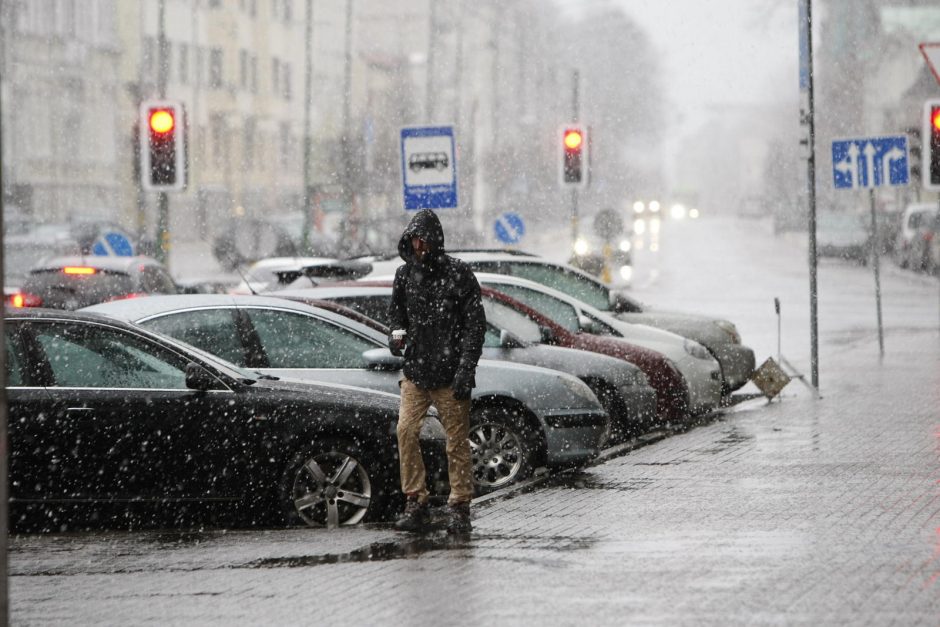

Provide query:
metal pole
left=801, top=0, right=820, bottom=390
left=868, top=189, right=884, bottom=356
left=571, top=69, right=579, bottom=245
left=341, top=0, right=354, bottom=235
left=775, top=297, right=781, bottom=364
left=425, top=0, right=437, bottom=122
left=0, top=0, right=9, bottom=618
left=156, top=0, right=169, bottom=265
left=301, top=0, right=313, bottom=252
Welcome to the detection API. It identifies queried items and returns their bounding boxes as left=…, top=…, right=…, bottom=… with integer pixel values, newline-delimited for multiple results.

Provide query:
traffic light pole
left=571, top=69, right=580, bottom=245
left=0, top=3, right=10, bottom=616
left=156, top=0, right=169, bottom=265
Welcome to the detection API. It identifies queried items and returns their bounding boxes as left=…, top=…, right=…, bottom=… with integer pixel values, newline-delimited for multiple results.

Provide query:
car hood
left=614, top=310, right=733, bottom=347
left=482, top=344, right=645, bottom=389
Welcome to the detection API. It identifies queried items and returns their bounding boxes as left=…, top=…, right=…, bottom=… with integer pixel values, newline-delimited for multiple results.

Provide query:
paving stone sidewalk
left=10, top=329, right=940, bottom=626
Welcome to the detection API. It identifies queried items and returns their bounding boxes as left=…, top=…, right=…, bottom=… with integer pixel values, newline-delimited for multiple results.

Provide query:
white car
left=473, top=273, right=723, bottom=416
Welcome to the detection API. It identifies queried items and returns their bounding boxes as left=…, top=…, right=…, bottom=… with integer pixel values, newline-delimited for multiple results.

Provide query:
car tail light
left=63, top=266, right=97, bottom=275
left=9, top=292, right=43, bottom=308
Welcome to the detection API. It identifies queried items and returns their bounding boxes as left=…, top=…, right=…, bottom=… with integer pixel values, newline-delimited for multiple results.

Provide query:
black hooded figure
left=387, top=209, right=485, bottom=534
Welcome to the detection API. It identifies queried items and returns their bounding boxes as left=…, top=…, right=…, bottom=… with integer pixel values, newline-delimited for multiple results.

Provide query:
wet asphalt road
left=10, top=216, right=940, bottom=625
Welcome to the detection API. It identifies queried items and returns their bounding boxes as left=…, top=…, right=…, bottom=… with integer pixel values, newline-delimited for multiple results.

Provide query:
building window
left=239, top=49, right=248, bottom=89
left=271, top=57, right=280, bottom=94
left=282, top=62, right=291, bottom=100
left=279, top=122, right=292, bottom=168
left=244, top=117, right=256, bottom=165
left=196, top=46, right=205, bottom=87
left=251, top=55, right=258, bottom=93
left=211, top=113, right=228, bottom=169
left=209, top=48, right=223, bottom=88
left=208, top=0, right=222, bottom=8
left=283, top=0, right=292, bottom=22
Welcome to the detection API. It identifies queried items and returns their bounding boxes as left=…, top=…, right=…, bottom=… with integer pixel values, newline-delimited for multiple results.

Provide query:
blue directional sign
left=494, top=212, right=526, bottom=245
left=832, top=135, right=910, bottom=190
left=400, top=126, right=458, bottom=210
left=92, top=231, right=135, bottom=256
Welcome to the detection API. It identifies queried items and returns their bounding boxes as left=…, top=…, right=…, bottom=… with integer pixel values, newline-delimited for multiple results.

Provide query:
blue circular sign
left=92, top=231, right=135, bottom=257
left=494, top=212, right=525, bottom=245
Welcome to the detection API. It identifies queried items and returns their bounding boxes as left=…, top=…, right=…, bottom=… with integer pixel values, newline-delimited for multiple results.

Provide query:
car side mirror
left=185, top=362, right=216, bottom=391
left=610, top=292, right=639, bottom=313
left=539, top=326, right=556, bottom=344
left=363, top=348, right=404, bottom=371
left=578, top=316, right=598, bottom=334
left=499, top=329, right=524, bottom=349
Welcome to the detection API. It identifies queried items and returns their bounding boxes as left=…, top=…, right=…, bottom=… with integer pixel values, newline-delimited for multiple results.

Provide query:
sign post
left=831, top=135, right=910, bottom=356
left=400, top=125, right=458, bottom=211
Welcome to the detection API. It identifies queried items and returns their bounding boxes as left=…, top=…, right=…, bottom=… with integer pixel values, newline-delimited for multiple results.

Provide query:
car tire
left=279, top=438, right=388, bottom=528
left=469, top=407, right=537, bottom=493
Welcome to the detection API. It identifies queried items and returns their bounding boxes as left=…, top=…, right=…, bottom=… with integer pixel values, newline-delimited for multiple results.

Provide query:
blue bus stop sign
left=494, top=212, right=525, bottom=245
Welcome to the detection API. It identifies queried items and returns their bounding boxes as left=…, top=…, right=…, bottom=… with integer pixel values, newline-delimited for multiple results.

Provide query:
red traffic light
left=564, top=129, right=583, bottom=150
left=932, top=107, right=940, bottom=132
left=149, top=109, right=175, bottom=134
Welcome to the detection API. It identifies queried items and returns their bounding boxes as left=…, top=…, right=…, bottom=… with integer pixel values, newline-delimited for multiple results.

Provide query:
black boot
left=394, top=497, right=431, bottom=532
left=446, top=501, right=472, bottom=535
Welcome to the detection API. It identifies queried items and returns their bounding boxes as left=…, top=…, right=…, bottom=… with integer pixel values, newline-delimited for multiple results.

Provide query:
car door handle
left=66, top=407, right=94, bottom=412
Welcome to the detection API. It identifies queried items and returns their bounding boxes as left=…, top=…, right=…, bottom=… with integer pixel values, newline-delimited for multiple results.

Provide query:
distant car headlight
left=714, top=320, right=741, bottom=344
left=618, top=239, right=631, bottom=252
left=619, top=265, right=633, bottom=282
left=573, top=238, right=590, bottom=256
left=684, top=339, right=712, bottom=360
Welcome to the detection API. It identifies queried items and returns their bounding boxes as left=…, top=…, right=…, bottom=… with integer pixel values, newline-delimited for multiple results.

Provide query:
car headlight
left=618, top=239, right=631, bottom=252
left=573, top=237, right=590, bottom=256
left=684, top=339, right=712, bottom=360
left=619, top=265, right=633, bottom=281
left=559, top=375, right=600, bottom=405
left=714, top=320, right=741, bottom=344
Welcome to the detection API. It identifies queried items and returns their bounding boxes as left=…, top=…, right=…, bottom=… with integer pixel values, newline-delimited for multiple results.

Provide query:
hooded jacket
left=388, top=210, right=486, bottom=390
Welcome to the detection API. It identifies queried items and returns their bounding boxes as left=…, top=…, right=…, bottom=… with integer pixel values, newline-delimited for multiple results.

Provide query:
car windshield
left=506, top=262, right=612, bottom=311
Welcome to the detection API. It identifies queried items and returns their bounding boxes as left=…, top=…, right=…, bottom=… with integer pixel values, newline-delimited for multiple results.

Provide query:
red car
left=270, top=281, right=690, bottom=424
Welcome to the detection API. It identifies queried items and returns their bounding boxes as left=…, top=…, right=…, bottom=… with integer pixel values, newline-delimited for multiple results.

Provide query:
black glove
left=388, top=333, right=406, bottom=357
left=451, top=370, right=474, bottom=400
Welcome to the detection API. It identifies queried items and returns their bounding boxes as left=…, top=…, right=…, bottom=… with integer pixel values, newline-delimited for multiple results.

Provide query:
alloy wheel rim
left=469, top=422, right=524, bottom=489
left=292, top=451, right=372, bottom=528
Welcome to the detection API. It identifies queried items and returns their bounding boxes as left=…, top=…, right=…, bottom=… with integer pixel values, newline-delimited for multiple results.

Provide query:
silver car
left=271, top=283, right=658, bottom=442
left=85, top=294, right=609, bottom=492
left=389, top=251, right=756, bottom=395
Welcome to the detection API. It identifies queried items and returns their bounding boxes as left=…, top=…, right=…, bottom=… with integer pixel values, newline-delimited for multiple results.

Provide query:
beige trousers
left=397, top=378, right=474, bottom=504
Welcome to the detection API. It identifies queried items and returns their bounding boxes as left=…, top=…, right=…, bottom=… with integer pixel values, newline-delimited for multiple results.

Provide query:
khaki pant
left=397, top=378, right=474, bottom=504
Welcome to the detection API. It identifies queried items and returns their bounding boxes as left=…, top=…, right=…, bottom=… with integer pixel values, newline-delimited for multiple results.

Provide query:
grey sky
left=618, top=1, right=797, bottom=130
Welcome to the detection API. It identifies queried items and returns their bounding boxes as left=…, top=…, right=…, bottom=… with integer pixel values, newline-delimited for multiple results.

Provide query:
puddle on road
left=543, top=472, right=656, bottom=492
left=242, top=532, right=596, bottom=570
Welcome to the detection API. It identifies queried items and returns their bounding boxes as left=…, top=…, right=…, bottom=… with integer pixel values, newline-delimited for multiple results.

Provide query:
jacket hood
left=398, top=209, right=445, bottom=264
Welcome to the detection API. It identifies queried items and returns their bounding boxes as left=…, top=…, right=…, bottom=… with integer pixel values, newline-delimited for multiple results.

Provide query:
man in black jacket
left=388, top=209, right=485, bottom=534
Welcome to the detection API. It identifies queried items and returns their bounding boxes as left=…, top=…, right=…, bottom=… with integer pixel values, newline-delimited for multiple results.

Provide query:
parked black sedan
left=5, top=308, right=446, bottom=529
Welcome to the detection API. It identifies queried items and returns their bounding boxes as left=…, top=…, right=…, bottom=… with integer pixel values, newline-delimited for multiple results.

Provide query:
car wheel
left=280, top=439, right=384, bottom=528
left=469, top=407, right=536, bottom=492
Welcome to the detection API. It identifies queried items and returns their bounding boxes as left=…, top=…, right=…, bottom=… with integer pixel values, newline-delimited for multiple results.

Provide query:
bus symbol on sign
left=409, top=152, right=449, bottom=172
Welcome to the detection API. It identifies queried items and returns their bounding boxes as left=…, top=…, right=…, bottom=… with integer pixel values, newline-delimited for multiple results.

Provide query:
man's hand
left=388, top=333, right=406, bottom=357
left=451, top=371, right=473, bottom=400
